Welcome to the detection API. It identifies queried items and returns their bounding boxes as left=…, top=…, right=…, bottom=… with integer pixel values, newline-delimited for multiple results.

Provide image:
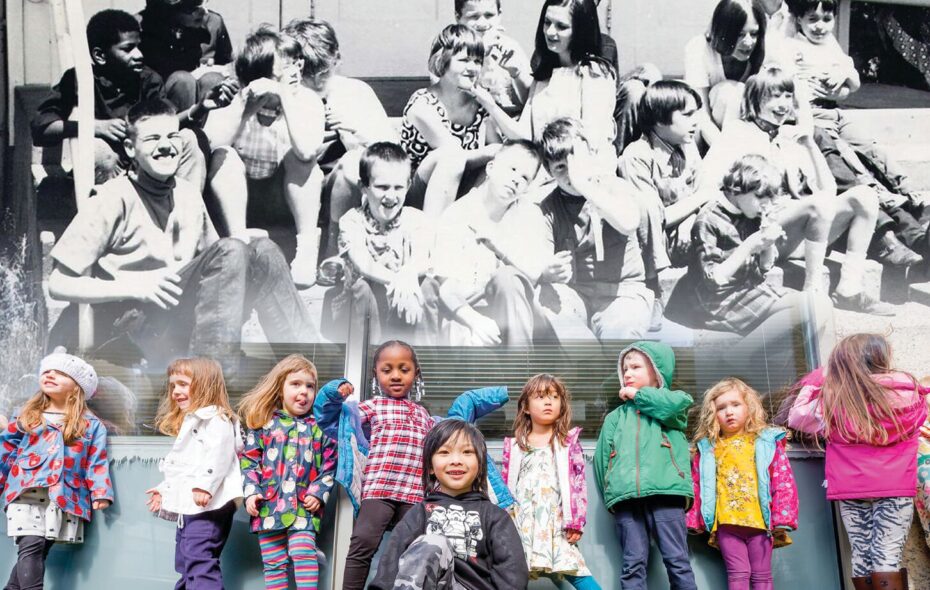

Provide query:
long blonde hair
left=154, top=358, right=236, bottom=436
left=18, top=381, right=91, bottom=445
left=238, top=355, right=318, bottom=430
left=821, top=333, right=916, bottom=444
left=512, top=374, right=572, bottom=451
left=693, top=378, right=769, bottom=444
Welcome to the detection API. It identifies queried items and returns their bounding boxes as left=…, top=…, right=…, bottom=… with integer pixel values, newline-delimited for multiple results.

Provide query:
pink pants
left=717, top=525, right=774, bottom=590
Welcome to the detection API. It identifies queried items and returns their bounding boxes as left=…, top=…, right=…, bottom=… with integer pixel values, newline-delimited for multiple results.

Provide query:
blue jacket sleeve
left=314, top=379, right=350, bottom=441
left=446, top=386, right=509, bottom=422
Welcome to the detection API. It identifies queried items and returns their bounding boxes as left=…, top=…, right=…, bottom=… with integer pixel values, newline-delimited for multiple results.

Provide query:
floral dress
left=714, top=433, right=766, bottom=531
left=400, top=88, right=489, bottom=170
left=512, top=445, right=590, bottom=576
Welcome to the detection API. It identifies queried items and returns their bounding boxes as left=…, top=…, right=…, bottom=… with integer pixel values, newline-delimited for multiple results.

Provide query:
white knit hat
left=39, top=353, right=98, bottom=399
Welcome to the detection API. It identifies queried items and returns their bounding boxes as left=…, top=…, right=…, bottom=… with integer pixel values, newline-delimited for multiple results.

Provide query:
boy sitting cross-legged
left=47, top=98, right=320, bottom=376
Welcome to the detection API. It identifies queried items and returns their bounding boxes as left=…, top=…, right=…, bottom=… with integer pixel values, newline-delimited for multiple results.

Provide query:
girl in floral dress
left=238, top=355, right=348, bottom=590
left=502, top=374, right=601, bottom=589
left=687, top=378, right=799, bottom=590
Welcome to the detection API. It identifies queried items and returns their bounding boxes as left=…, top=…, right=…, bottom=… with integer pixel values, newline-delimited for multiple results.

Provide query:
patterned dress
left=714, top=433, right=766, bottom=531
left=512, top=445, right=590, bottom=576
left=400, top=89, right=489, bottom=170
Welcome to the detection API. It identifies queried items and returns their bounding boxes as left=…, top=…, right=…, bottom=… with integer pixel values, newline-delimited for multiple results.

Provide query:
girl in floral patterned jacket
left=502, top=374, right=600, bottom=589
left=0, top=352, right=113, bottom=590
left=238, top=354, right=347, bottom=590
left=687, top=378, right=799, bottom=590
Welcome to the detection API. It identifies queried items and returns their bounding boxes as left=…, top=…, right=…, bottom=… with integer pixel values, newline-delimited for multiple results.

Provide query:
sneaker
left=291, top=232, right=320, bottom=289
left=832, top=290, right=896, bottom=316
left=870, top=233, right=923, bottom=267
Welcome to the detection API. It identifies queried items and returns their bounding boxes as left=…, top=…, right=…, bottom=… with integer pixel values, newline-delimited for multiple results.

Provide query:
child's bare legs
left=772, top=196, right=834, bottom=291
left=208, top=147, right=250, bottom=237
left=282, top=149, right=325, bottom=286
left=176, top=128, right=207, bottom=192
left=411, top=145, right=498, bottom=218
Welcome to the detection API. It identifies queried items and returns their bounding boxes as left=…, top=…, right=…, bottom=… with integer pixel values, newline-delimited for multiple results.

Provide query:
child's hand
left=127, top=268, right=184, bottom=310
left=920, top=425, right=930, bottom=439
left=565, top=141, right=599, bottom=194
left=92, top=499, right=111, bottom=510
left=245, top=494, right=262, bottom=517
left=192, top=488, right=213, bottom=507
left=564, top=529, right=582, bottom=544
left=540, top=251, right=573, bottom=284
left=465, top=83, right=497, bottom=110
left=145, top=488, right=162, bottom=512
left=618, top=387, right=638, bottom=401
left=95, top=118, right=128, bottom=143
left=465, top=311, right=502, bottom=346
left=200, top=78, right=238, bottom=111
left=303, top=495, right=321, bottom=512
left=338, top=382, right=355, bottom=399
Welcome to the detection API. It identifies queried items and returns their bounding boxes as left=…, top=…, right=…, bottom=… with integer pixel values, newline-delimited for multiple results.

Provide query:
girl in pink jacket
left=502, top=374, right=600, bottom=589
left=789, top=333, right=928, bottom=590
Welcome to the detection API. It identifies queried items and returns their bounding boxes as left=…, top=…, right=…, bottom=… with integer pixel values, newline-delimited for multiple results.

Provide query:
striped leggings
left=838, top=497, right=914, bottom=577
left=257, top=529, right=320, bottom=589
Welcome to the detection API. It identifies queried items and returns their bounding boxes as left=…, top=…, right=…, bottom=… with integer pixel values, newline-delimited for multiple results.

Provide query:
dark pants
left=50, top=237, right=320, bottom=373
left=323, top=277, right=440, bottom=345
left=174, top=501, right=236, bottom=590
left=4, top=536, right=55, bottom=590
left=342, top=498, right=414, bottom=590
left=613, top=496, right=697, bottom=590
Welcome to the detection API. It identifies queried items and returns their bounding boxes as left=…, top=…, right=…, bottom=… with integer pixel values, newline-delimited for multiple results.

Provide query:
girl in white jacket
left=145, top=358, right=244, bottom=590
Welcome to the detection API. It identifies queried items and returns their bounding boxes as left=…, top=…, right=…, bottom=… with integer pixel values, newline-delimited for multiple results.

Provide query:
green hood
left=618, top=341, right=676, bottom=389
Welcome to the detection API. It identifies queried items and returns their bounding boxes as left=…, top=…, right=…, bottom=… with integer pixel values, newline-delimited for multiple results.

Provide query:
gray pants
left=394, top=534, right=466, bottom=590
left=838, top=497, right=914, bottom=577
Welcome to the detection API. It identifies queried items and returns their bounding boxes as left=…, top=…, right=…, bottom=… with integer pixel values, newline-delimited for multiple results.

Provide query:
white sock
left=803, top=240, right=828, bottom=291
left=836, top=250, right=866, bottom=296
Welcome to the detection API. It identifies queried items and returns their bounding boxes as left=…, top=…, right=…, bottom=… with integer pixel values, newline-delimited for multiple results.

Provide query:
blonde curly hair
left=693, top=377, right=769, bottom=444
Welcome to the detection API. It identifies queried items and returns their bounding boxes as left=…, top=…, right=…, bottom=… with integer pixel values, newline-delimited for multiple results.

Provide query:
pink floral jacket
left=686, top=428, right=799, bottom=548
left=502, top=427, right=587, bottom=532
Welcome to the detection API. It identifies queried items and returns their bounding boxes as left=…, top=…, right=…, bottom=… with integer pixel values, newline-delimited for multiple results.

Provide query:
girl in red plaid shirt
left=341, top=340, right=436, bottom=589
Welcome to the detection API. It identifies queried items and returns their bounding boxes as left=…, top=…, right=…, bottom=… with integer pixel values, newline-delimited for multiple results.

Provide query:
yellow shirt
left=714, top=433, right=766, bottom=531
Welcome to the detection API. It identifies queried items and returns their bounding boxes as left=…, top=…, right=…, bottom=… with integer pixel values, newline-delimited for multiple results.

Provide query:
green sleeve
left=633, top=387, right=693, bottom=431
left=594, top=410, right=619, bottom=494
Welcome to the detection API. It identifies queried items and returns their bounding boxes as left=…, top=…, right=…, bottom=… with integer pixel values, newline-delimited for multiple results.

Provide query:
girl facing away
left=145, top=358, right=243, bottom=590
left=369, top=419, right=529, bottom=590
left=687, top=378, right=799, bottom=590
left=238, top=355, right=339, bottom=590
left=0, top=352, right=113, bottom=590
left=503, top=374, right=601, bottom=589
left=789, top=333, right=928, bottom=590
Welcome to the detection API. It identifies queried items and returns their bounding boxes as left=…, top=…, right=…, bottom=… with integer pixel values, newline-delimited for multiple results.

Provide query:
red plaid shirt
left=359, top=397, right=434, bottom=504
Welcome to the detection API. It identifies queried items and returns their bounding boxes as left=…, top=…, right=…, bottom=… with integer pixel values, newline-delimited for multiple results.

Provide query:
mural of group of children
left=2, top=334, right=930, bottom=589
left=28, top=0, right=930, bottom=377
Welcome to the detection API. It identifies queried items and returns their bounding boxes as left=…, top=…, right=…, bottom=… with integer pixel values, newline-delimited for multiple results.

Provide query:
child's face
left=757, top=90, right=795, bottom=126
left=444, top=49, right=481, bottom=91
left=100, top=31, right=144, bottom=76
left=485, top=147, right=538, bottom=206
left=654, top=95, right=700, bottom=146
left=796, top=5, right=836, bottom=46
left=273, top=52, right=303, bottom=88
left=526, top=389, right=562, bottom=428
left=714, top=388, right=749, bottom=437
left=622, top=351, right=659, bottom=390
left=760, top=0, right=783, bottom=14
left=731, top=190, right=774, bottom=219
left=457, top=0, right=502, bottom=34
left=282, top=369, right=316, bottom=417
left=730, top=13, right=760, bottom=61
left=169, top=373, right=193, bottom=411
left=375, top=345, right=418, bottom=399
left=40, top=370, right=79, bottom=403
left=124, top=115, right=183, bottom=182
left=431, top=432, right=480, bottom=497
left=362, top=160, right=410, bottom=224
left=543, top=5, right=573, bottom=57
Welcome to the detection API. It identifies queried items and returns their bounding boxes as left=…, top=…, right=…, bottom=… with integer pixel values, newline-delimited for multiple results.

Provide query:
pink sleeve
left=787, top=385, right=825, bottom=435
left=769, top=439, right=799, bottom=531
left=565, top=436, right=588, bottom=532
left=501, top=438, right=512, bottom=487
left=685, top=452, right=705, bottom=532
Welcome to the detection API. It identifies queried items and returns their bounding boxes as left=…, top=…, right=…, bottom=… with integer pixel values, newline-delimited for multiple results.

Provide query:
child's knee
left=210, top=146, right=246, bottom=176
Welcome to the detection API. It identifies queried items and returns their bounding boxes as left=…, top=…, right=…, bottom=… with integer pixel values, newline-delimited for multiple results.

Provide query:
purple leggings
left=716, top=525, right=774, bottom=590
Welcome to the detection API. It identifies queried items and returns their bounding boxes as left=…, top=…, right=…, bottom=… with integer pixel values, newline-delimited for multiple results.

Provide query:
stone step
left=909, top=282, right=930, bottom=307
left=841, top=109, right=930, bottom=145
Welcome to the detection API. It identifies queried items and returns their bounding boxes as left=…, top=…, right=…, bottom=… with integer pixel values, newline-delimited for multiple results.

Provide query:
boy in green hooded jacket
left=594, top=340, right=696, bottom=589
